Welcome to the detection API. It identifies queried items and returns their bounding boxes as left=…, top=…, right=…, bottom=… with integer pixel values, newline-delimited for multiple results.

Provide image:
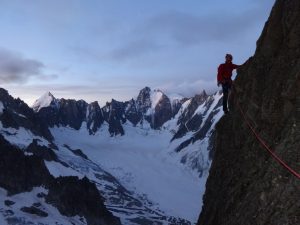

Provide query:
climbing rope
left=236, top=101, right=300, bottom=179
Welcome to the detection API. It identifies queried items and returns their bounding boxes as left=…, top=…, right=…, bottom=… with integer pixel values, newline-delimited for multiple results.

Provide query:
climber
left=217, top=54, right=240, bottom=114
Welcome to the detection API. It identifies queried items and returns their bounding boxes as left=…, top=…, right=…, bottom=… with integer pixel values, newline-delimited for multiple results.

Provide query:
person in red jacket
left=217, top=54, right=240, bottom=114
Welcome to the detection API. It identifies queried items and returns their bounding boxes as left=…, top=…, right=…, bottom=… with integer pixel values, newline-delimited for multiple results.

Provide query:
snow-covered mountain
left=0, top=86, right=223, bottom=225
left=32, top=92, right=59, bottom=112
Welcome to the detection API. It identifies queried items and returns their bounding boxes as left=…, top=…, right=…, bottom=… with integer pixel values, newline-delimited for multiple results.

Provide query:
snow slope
left=0, top=121, right=50, bottom=148
left=0, top=187, right=86, bottom=225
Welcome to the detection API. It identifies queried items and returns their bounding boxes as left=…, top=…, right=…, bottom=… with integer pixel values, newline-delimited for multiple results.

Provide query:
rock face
left=34, top=94, right=105, bottom=134
left=20, top=206, right=48, bottom=217
left=198, top=0, right=300, bottom=224
left=46, top=176, right=121, bottom=225
left=86, top=101, right=105, bottom=134
left=102, top=87, right=176, bottom=132
left=25, top=139, right=58, bottom=162
left=57, top=99, right=88, bottom=130
left=171, top=91, right=213, bottom=141
left=148, top=91, right=173, bottom=129
left=124, top=98, right=141, bottom=126
left=0, top=135, right=53, bottom=195
left=36, top=98, right=89, bottom=130
left=136, top=86, right=152, bottom=115
left=102, top=99, right=126, bottom=136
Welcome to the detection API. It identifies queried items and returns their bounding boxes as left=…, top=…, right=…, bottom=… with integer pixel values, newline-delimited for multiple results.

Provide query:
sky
left=0, top=0, right=275, bottom=106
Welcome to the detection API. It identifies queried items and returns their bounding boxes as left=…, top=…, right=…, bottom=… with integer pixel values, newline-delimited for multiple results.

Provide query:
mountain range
left=0, top=86, right=222, bottom=224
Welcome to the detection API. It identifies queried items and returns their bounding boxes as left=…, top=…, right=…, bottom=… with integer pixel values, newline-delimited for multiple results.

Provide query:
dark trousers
left=222, top=82, right=232, bottom=112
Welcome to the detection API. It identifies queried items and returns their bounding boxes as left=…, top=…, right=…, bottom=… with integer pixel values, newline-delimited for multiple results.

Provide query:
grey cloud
left=108, top=39, right=163, bottom=61
left=39, top=74, right=59, bottom=81
left=158, top=79, right=217, bottom=98
left=105, top=3, right=274, bottom=61
left=70, top=0, right=275, bottom=62
left=141, top=8, right=270, bottom=46
left=70, top=39, right=163, bottom=63
left=0, top=48, right=55, bottom=83
left=127, top=0, right=275, bottom=49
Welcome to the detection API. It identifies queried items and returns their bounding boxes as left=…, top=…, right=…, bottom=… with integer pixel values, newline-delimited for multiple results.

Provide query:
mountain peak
left=40, top=91, right=55, bottom=100
left=201, top=90, right=207, bottom=97
left=142, top=86, right=151, bottom=92
left=137, top=87, right=151, bottom=96
left=32, top=91, right=58, bottom=112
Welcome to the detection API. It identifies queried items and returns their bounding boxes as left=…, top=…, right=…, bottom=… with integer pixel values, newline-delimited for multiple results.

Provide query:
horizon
left=0, top=0, right=275, bottom=106
left=23, top=86, right=218, bottom=107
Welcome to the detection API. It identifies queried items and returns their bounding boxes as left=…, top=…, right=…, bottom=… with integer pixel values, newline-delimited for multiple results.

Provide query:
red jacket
left=217, top=62, right=239, bottom=83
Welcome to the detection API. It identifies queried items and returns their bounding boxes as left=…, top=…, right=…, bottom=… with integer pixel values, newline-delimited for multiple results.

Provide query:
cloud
left=70, top=38, right=163, bottom=63
left=73, top=1, right=274, bottom=63
left=0, top=48, right=55, bottom=83
left=38, top=74, right=59, bottom=81
left=158, top=79, right=218, bottom=98
left=140, top=8, right=269, bottom=46
left=108, top=39, right=163, bottom=61
left=119, top=0, right=275, bottom=56
left=65, top=0, right=275, bottom=68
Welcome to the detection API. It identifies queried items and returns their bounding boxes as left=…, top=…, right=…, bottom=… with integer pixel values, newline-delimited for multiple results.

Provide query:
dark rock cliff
left=0, top=88, right=53, bottom=141
left=171, top=91, right=213, bottom=141
left=87, top=101, right=105, bottom=134
left=146, top=92, right=173, bottom=129
left=0, top=135, right=53, bottom=195
left=102, top=99, right=126, bottom=136
left=198, top=0, right=300, bottom=225
left=46, top=176, right=121, bottom=225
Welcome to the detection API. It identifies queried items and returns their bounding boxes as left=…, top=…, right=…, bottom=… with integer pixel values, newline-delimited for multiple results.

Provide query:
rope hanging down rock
left=237, top=102, right=300, bottom=179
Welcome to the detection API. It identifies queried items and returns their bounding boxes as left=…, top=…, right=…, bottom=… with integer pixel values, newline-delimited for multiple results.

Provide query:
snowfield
left=0, top=187, right=86, bottom=225
left=50, top=122, right=206, bottom=223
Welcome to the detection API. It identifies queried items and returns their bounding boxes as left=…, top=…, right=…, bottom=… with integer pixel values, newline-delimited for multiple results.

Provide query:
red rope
left=237, top=102, right=300, bottom=179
